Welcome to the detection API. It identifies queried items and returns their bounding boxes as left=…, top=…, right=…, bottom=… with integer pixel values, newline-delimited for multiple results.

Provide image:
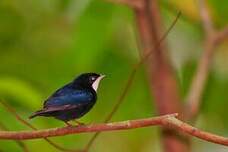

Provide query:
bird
left=29, top=73, right=105, bottom=126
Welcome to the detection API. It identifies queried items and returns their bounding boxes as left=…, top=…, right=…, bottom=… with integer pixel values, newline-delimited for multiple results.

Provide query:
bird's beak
left=92, top=74, right=106, bottom=91
left=100, top=75, right=106, bottom=79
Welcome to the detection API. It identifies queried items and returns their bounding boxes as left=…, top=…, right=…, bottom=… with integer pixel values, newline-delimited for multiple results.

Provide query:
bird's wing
left=42, top=103, right=86, bottom=113
left=44, top=90, right=95, bottom=108
left=29, top=102, right=89, bottom=119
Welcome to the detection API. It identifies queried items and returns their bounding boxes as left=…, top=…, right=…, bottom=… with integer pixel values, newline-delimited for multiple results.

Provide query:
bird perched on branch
left=29, top=73, right=105, bottom=126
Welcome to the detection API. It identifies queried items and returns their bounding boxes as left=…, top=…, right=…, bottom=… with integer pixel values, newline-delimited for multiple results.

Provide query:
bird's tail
left=29, top=110, right=46, bottom=119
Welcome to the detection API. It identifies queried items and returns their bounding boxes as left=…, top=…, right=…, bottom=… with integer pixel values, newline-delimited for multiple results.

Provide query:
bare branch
left=139, top=0, right=182, bottom=115
left=106, top=0, right=143, bottom=9
left=0, top=114, right=179, bottom=140
left=0, top=113, right=227, bottom=147
left=185, top=0, right=228, bottom=120
left=0, top=101, right=36, bottom=130
left=0, top=101, right=80, bottom=152
left=185, top=36, right=215, bottom=119
left=136, top=0, right=187, bottom=151
left=198, top=0, right=214, bottom=36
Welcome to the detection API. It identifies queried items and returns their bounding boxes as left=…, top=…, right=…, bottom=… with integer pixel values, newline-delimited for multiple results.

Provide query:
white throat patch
left=92, top=75, right=105, bottom=92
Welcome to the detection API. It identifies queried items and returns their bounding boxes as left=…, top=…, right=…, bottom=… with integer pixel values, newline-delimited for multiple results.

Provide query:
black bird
left=29, top=73, right=105, bottom=125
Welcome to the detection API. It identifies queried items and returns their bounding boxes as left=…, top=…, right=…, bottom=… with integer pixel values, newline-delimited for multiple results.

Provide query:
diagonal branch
left=0, top=113, right=228, bottom=147
left=106, top=0, right=143, bottom=9
left=135, top=0, right=188, bottom=151
left=198, top=0, right=214, bottom=36
left=139, top=0, right=182, bottom=115
left=0, top=101, right=80, bottom=152
left=185, top=0, right=228, bottom=120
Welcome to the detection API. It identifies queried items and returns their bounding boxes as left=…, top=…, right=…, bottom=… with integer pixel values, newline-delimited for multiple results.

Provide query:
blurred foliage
left=0, top=0, right=228, bottom=152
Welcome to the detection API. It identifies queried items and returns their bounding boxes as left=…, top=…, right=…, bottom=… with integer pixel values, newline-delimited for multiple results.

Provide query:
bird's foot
left=73, top=120, right=85, bottom=126
left=64, top=121, right=73, bottom=127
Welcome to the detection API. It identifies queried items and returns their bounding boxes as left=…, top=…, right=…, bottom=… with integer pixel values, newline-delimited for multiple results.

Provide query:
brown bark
left=0, top=113, right=228, bottom=147
left=185, top=0, right=228, bottom=120
left=134, top=0, right=189, bottom=152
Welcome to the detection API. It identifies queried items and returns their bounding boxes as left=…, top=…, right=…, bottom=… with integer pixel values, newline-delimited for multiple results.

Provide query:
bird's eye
left=91, top=77, right=96, bottom=81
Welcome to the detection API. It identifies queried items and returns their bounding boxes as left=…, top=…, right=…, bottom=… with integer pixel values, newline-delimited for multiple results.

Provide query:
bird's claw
left=64, top=122, right=73, bottom=127
left=74, top=120, right=85, bottom=126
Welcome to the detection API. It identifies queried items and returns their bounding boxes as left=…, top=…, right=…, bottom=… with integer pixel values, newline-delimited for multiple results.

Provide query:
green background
left=0, top=0, right=228, bottom=151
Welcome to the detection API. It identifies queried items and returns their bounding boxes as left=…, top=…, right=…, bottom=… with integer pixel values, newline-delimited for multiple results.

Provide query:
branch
left=135, top=0, right=187, bottom=151
left=0, top=101, right=80, bottom=152
left=0, top=113, right=228, bottom=147
left=0, top=114, right=179, bottom=140
left=185, top=0, right=228, bottom=120
left=140, top=0, right=182, bottom=115
left=198, top=0, right=214, bottom=36
left=106, top=0, right=143, bottom=9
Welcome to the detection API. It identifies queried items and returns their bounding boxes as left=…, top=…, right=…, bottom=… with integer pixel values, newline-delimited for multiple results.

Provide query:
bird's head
left=73, top=73, right=105, bottom=91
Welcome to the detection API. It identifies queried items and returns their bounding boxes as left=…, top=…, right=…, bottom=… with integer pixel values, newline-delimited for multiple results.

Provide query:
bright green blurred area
left=0, top=0, right=228, bottom=151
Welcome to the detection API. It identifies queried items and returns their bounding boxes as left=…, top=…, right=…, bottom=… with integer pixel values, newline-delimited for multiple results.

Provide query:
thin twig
left=83, top=11, right=181, bottom=152
left=0, top=113, right=228, bottom=147
left=0, top=101, right=80, bottom=152
left=0, top=122, right=29, bottom=152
